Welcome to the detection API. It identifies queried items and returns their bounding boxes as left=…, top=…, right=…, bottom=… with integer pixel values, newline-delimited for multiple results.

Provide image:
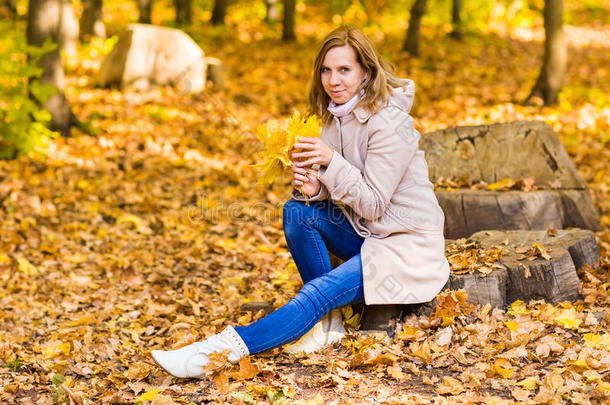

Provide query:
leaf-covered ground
left=1, top=2, right=609, bottom=404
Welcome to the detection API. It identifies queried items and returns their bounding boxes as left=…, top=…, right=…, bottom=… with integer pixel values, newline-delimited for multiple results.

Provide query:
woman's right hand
left=291, top=165, right=321, bottom=197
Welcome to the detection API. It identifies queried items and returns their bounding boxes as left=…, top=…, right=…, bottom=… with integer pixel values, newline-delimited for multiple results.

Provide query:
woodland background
left=0, top=0, right=609, bottom=403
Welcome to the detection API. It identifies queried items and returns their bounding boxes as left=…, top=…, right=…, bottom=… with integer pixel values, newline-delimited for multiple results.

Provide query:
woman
left=151, top=26, right=449, bottom=379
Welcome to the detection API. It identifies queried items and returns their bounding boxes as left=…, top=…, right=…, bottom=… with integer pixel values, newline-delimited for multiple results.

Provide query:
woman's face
left=321, top=45, right=366, bottom=105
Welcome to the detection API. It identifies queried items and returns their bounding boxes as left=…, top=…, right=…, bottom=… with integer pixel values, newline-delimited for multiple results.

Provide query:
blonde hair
left=308, top=26, right=403, bottom=124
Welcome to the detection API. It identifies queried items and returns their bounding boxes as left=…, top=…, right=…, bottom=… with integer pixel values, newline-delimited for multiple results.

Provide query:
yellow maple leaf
left=504, top=320, right=519, bottom=332
left=554, top=308, right=580, bottom=329
left=433, top=289, right=474, bottom=326
left=583, top=370, right=602, bottom=382
left=387, top=364, right=407, bottom=380
left=17, top=257, right=39, bottom=275
left=447, top=249, right=477, bottom=271
left=136, top=388, right=160, bottom=403
left=0, top=253, right=10, bottom=264
left=487, top=178, right=516, bottom=191
left=583, top=332, right=599, bottom=347
left=570, top=357, right=590, bottom=369
left=42, top=342, right=71, bottom=359
left=409, top=340, right=432, bottom=363
left=398, top=325, right=420, bottom=341
left=204, top=349, right=231, bottom=374
left=507, top=300, right=529, bottom=316
left=596, top=381, right=610, bottom=392
left=341, top=305, right=360, bottom=328
left=489, top=358, right=514, bottom=378
left=516, top=376, right=539, bottom=390
left=532, top=242, right=551, bottom=260
left=251, top=110, right=321, bottom=186
left=116, top=213, right=152, bottom=234
left=236, top=357, right=260, bottom=380
left=583, top=332, right=610, bottom=349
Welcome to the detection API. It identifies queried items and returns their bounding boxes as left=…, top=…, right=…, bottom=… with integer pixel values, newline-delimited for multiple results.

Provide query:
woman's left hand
left=292, top=137, right=334, bottom=167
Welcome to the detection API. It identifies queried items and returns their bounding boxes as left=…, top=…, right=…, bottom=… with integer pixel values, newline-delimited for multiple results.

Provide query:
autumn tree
left=282, top=0, right=295, bottom=41
left=27, top=0, right=73, bottom=137
left=138, top=0, right=152, bottom=23
left=80, top=0, right=105, bottom=41
left=211, top=0, right=229, bottom=25
left=524, top=0, right=566, bottom=106
left=175, top=0, right=191, bottom=25
left=403, top=0, right=427, bottom=56
left=449, top=0, right=461, bottom=40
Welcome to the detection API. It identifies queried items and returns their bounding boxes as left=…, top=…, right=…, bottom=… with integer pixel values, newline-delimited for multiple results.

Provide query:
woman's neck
left=327, top=92, right=360, bottom=118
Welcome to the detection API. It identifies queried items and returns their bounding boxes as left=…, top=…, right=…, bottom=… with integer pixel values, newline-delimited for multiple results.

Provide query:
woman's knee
left=295, top=277, right=333, bottom=314
left=282, top=199, right=311, bottom=236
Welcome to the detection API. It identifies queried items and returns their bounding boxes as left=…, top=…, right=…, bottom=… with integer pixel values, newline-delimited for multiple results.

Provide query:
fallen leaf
left=489, top=358, right=514, bottom=378
left=17, top=257, right=39, bottom=275
left=516, top=376, right=539, bottom=390
left=237, top=357, right=260, bottom=380
left=136, top=388, right=160, bottom=403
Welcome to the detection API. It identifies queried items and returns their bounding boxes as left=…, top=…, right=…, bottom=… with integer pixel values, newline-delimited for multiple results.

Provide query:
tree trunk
left=403, top=0, right=427, bottom=56
left=80, top=0, right=105, bottom=41
left=449, top=0, right=462, bottom=40
left=210, top=0, right=228, bottom=25
left=138, top=0, right=152, bottom=24
left=59, top=0, right=78, bottom=57
left=1, top=0, right=18, bottom=16
left=524, top=0, right=566, bottom=106
left=265, top=0, right=279, bottom=23
left=174, top=0, right=191, bottom=25
left=282, top=0, right=295, bottom=41
left=27, top=0, right=73, bottom=137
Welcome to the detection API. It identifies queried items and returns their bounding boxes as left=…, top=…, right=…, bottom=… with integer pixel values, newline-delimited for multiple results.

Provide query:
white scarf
left=327, top=91, right=361, bottom=118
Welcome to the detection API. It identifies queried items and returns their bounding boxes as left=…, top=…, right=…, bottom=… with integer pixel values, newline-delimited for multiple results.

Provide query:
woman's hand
left=292, top=137, right=334, bottom=168
left=291, top=165, right=321, bottom=197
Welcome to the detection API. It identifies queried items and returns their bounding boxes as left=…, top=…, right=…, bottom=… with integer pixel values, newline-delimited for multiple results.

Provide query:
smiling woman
left=320, top=45, right=367, bottom=105
left=151, top=25, right=450, bottom=379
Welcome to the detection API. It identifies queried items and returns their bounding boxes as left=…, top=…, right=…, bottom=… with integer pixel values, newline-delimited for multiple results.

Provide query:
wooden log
left=557, top=189, right=602, bottom=231
left=446, top=268, right=507, bottom=308
left=565, top=231, right=600, bottom=271
left=421, top=121, right=587, bottom=188
left=205, top=57, right=225, bottom=89
left=437, top=189, right=599, bottom=239
left=420, top=121, right=601, bottom=235
left=467, top=229, right=599, bottom=304
left=360, top=304, right=403, bottom=332
left=365, top=229, right=600, bottom=326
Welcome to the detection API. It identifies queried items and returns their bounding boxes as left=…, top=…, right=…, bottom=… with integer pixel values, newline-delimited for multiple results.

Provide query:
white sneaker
left=151, top=325, right=249, bottom=378
left=284, top=309, right=346, bottom=354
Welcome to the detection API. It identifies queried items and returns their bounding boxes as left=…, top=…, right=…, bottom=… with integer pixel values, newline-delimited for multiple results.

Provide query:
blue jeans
left=234, top=199, right=365, bottom=354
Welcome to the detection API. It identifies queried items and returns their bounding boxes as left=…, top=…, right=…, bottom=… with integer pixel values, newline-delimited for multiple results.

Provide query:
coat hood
left=389, top=78, right=415, bottom=113
left=352, top=78, right=415, bottom=123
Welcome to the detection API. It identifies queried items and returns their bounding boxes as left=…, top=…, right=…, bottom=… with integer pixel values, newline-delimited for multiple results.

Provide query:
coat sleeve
left=318, top=107, right=420, bottom=220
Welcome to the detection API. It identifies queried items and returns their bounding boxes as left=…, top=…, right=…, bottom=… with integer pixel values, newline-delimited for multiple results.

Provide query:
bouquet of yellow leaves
left=251, top=110, right=321, bottom=187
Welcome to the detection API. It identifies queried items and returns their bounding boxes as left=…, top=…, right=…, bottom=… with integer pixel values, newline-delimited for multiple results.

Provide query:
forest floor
left=1, top=1, right=609, bottom=404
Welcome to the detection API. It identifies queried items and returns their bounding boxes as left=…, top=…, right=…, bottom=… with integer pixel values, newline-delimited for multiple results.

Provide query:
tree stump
left=420, top=121, right=601, bottom=238
left=359, top=304, right=403, bottom=333
left=445, top=266, right=508, bottom=308
left=360, top=229, right=599, bottom=330
left=437, top=189, right=601, bottom=239
left=448, top=229, right=599, bottom=307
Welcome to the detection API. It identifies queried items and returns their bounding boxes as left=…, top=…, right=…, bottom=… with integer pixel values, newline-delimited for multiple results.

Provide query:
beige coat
left=291, top=79, right=449, bottom=304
